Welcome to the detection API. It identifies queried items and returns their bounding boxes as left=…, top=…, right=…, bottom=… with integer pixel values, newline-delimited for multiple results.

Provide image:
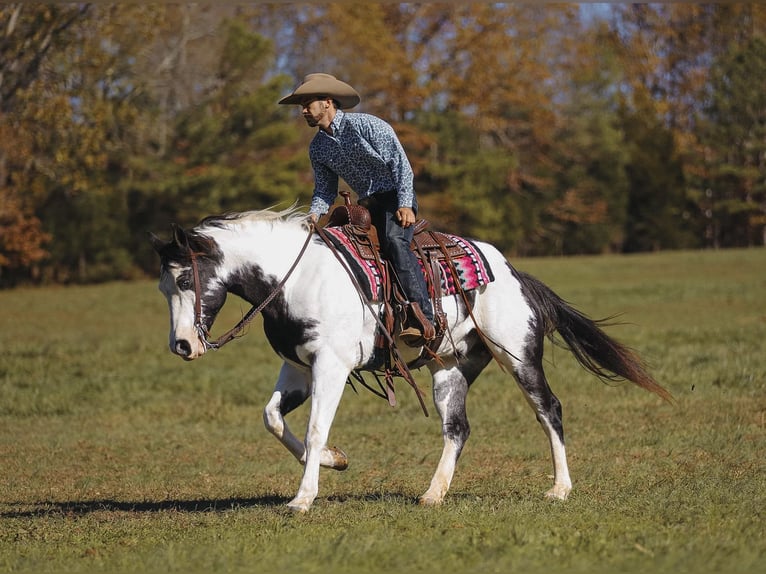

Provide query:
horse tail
left=515, top=269, right=674, bottom=403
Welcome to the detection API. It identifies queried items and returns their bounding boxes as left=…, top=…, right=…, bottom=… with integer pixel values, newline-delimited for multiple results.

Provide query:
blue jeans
left=365, top=193, right=434, bottom=323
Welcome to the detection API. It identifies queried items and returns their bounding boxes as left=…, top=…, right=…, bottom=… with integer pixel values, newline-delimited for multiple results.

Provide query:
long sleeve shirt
left=308, top=109, right=415, bottom=216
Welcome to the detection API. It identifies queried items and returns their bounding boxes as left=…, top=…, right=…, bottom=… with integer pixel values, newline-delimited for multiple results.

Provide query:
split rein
left=188, top=225, right=315, bottom=351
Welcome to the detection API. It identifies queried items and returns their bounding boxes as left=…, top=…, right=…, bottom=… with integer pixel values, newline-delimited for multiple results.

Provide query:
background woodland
left=0, top=3, right=764, bottom=285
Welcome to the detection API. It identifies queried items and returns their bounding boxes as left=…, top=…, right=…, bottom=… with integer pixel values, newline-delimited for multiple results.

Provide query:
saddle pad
left=321, top=227, right=495, bottom=301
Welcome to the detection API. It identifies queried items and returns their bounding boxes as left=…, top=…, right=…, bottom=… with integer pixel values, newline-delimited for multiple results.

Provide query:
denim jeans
left=364, top=192, right=434, bottom=323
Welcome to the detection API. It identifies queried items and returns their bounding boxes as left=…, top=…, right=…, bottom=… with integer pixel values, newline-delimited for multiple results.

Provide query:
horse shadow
left=0, top=495, right=291, bottom=519
left=0, top=492, right=423, bottom=518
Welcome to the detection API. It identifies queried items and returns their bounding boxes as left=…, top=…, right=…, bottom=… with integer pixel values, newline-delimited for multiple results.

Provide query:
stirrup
left=400, top=325, right=427, bottom=347
left=399, top=303, right=436, bottom=347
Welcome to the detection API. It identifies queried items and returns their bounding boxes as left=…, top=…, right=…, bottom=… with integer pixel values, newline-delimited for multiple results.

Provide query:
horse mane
left=196, top=203, right=311, bottom=231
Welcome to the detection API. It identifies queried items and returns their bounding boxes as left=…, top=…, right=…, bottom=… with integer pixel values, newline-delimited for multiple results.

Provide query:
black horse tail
left=515, top=269, right=674, bottom=404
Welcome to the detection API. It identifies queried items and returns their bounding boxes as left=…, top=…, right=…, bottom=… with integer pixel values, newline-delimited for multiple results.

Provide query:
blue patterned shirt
left=308, top=109, right=415, bottom=215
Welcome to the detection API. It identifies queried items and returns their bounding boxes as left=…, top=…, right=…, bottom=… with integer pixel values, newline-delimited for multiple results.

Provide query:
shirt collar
left=328, top=108, right=345, bottom=136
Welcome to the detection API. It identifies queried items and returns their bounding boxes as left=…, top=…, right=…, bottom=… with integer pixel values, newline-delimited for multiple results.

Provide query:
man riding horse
left=279, top=73, right=435, bottom=346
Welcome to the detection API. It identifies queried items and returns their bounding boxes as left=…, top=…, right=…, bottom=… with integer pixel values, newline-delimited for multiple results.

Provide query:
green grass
left=0, top=248, right=764, bottom=573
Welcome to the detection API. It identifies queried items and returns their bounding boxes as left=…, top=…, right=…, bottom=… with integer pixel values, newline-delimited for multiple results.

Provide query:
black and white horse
left=150, top=206, right=671, bottom=512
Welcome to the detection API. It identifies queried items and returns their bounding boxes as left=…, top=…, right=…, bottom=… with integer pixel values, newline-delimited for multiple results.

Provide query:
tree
left=0, top=190, right=49, bottom=284
left=619, top=88, right=694, bottom=252
left=699, top=36, right=766, bottom=247
left=124, top=18, right=310, bottom=274
left=0, top=4, right=89, bottom=283
left=174, top=19, right=307, bottom=210
left=415, top=110, right=523, bottom=250
left=4, top=3, right=765, bottom=285
left=534, top=21, right=631, bottom=255
left=0, top=4, right=90, bottom=113
left=15, top=5, right=159, bottom=282
left=611, top=3, right=766, bottom=248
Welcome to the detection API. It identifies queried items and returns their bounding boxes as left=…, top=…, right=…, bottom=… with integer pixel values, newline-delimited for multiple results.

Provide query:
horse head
left=149, top=224, right=227, bottom=360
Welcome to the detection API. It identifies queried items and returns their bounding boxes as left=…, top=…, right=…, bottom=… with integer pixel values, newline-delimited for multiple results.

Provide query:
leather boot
left=400, top=302, right=435, bottom=347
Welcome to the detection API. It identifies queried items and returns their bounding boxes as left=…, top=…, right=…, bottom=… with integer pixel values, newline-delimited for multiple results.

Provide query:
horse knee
left=264, top=388, right=308, bottom=433
left=263, top=403, right=284, bottom=436
left=445, top=417, right=470, bottom=443
left=434, top=385, right=470, bottom=444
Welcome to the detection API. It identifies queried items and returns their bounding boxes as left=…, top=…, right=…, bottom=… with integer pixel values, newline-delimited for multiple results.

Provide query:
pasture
left=0, top=248, right=764, bottom=573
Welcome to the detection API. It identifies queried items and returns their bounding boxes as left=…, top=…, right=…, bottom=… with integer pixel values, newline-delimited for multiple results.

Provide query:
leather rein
left=187, top=225, right=315, bottom=351
left=182, top=220, right=431, bottom=416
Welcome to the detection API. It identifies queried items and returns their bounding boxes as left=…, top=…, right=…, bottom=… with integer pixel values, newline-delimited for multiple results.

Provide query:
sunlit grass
left=0, top=248, right=764, bottom=573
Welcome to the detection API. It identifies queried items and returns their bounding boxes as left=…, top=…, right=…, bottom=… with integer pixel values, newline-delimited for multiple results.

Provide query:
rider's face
left=301, top=97, right=332, bottom=128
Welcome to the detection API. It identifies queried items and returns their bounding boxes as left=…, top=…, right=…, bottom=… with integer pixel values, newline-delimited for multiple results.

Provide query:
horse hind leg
left=512, top=357, right=572, bottom=501
left=420, top=335, right=492, bottom=506
left=263, top=362, right=348, bottom=471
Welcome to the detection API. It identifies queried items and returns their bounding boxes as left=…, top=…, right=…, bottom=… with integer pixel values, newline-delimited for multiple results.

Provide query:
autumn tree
left=3, top=3, right=765, bottom=286
left=0, top=4, right=89, bottom=284
left=611, top=3, right=766, bottom=249
left=164, top=18, right=307, bottom=216
left=543, top=21, right=630, bottom=255
left=698, top=36, right=766, bottom=247
left=22, top=5, right=163, bottom=282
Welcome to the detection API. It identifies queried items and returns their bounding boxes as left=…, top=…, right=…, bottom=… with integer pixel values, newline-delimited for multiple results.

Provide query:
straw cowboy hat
left=278, top=73, right=360, bottom=109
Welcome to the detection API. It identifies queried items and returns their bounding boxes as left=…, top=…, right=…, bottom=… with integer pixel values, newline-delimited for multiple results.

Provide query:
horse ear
left=148, top=231, right=168, bottom=254
left=171, top=223, right=188, bottom=248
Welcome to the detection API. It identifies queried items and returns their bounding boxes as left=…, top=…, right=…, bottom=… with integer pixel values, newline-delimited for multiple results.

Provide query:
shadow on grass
left=0, top=496, right=292, bottom=518
left=0, top=492, right=431, bottom=518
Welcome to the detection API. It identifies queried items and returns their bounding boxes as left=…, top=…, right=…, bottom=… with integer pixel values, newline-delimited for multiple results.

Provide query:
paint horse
left=150, top=205, right=671, bottom=512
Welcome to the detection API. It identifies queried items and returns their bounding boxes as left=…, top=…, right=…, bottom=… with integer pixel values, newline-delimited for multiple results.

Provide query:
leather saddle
left=326, top=191, right=468, bottom=263
left=321, top=191, right=471, bottom=357
left=315, top=191, right=484, bottom=416
left=315, top=191, right=499, bottom=416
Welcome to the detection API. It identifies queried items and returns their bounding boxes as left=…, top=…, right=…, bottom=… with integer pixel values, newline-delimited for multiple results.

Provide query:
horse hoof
left=418, top=495, right=443, bottom=506
left=545, top=484, right=571, bottom=501
left=287, top=498, right=312, bottom=513
left=321, top=446, right=349, bottom=471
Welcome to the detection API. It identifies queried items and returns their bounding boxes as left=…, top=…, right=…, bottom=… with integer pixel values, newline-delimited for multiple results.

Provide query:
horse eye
left=177, top=278, right=192, bottom=290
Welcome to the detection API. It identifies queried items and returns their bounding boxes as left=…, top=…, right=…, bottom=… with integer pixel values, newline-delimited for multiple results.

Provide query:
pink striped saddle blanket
left=320, top=226, right=495, bottom=302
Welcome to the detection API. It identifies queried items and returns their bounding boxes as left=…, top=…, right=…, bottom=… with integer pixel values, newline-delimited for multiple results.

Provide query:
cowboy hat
left=278, top=73, right=360, bottom=109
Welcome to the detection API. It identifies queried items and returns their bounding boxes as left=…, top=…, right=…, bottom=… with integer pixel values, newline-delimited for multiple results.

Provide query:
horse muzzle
left=170, top=337, right=205, bottom=361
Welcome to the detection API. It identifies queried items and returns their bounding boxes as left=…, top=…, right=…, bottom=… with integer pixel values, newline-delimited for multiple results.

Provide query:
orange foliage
left=0, top=191, right=50, bottom=268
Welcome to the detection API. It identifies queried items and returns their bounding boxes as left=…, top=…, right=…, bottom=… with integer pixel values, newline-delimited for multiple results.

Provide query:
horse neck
left=207, top=220, right=312, bottom=282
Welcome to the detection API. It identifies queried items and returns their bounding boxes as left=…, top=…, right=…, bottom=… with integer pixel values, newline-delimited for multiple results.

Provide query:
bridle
left=182, top=221, right=430, bottom=416
left=186, top=225, right=315, bottom=351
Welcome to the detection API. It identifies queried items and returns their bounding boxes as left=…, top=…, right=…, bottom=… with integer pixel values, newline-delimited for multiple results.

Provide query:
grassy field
left=0, top=248, right=764, bottom=573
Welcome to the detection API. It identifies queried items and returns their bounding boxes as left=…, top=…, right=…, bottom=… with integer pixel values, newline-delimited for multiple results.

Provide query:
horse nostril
left=175, top=339, right=192, bottom=357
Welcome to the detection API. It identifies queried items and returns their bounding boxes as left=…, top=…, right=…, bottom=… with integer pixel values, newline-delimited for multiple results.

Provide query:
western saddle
left=313, top=191, right=477, bottom=416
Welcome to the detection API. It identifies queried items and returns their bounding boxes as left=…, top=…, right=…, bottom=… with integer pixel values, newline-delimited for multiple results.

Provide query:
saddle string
left=428, top=231, right=519, bottom=369
left=189, top=225, right=315, bottom=351
left=346, top=369, right=390, bottom=403
left=412, top=241, right=452, bottom=367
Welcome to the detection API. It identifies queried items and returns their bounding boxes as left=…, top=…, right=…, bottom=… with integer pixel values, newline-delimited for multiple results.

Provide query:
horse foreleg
left=287, top=356, right=348, bottom=513
left=263, top=362, right=348, bottom=472
left=421, top=344, right=491, bottom=506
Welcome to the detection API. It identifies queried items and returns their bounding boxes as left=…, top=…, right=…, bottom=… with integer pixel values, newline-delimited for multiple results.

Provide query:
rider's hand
left=396, top=207, right=416, bottom=228
left=309, top=213, right=319, bottom=224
